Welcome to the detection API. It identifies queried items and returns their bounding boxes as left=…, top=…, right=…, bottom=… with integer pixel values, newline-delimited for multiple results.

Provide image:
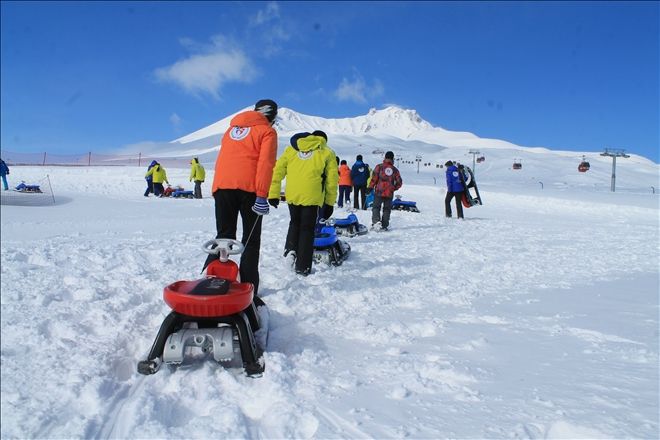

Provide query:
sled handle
left=318, top=218, right=336, bottom=226
left=202, top=239, right=244, bottom=262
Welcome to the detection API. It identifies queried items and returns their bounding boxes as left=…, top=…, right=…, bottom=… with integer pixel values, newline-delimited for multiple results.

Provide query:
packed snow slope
left=0, top=153, right=658, bottom=439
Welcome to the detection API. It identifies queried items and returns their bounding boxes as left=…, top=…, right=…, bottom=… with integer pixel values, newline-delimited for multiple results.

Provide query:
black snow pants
left=371, top=194, right=393, bottom=229
left=212, top=189, right=263, bottom=295
left=445, top=191, right=464, bottom=219
left=285, top=204, right=319, bottom=275
left=353, top=185, right=368, bottom=210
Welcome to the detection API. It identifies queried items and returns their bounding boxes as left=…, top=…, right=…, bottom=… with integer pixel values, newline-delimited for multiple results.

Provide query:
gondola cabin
left=512, top=160, right=522, bottom=170
left=578, top=157, right=590, bottom=172
left=476, top=156, right=485, bottom=163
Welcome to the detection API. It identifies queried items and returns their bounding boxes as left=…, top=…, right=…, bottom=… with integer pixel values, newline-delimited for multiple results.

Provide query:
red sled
left=137, top=239, right=267, bottom=377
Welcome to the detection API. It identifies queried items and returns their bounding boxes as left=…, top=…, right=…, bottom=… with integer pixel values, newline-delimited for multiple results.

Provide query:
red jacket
left=212, top=111, right=278, bottom=198
left=369, top=159, right=402, bottom=198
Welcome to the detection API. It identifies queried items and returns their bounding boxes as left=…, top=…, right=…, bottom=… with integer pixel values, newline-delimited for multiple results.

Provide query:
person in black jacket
left=350, top=154, right=370, bottom=210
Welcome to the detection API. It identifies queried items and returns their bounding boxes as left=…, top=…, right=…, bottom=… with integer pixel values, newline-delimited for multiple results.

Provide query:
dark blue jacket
left=350, top=161, right=370, bottom=186
left=446, top=165, right=465, bottom=193
left=0, top=160, right=9, bottom=177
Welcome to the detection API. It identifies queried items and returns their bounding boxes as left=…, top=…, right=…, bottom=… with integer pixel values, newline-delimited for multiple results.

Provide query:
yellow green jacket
left=189, top=158, right=206, bottom=182
left=145, top=164, right=169, bottom=184
left=268, top=133, right=338, bottom=206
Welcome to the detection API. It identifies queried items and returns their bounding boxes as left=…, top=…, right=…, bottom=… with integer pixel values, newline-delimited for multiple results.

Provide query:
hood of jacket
left=149, top=160, right=158, bottom=167
left=230, top=110, right=271, bottom=127
left=290, top=132, right=326, bottom=152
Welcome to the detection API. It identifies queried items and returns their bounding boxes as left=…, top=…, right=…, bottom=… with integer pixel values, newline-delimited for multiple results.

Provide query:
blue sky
left=1, top=1, right=658, bottom=161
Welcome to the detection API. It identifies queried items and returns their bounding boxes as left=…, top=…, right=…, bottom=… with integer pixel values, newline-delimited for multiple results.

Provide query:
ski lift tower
left=415, top=155, right=422, bottom=174
left=468, top=149, right=481, bottom=176
left=600, top=148, right=629, bottom=192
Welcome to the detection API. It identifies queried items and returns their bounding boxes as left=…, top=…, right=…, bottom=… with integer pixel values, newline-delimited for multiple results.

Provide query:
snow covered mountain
left=130, top=105, right=655, bottom=171
left=125, top=105, right=657, bottom=192
left=172, top=105, right=517, bottom=153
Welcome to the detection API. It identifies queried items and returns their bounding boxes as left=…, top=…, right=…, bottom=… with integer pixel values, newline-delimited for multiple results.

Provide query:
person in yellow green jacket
left=189, top=157, right=206, bottom=199
left=145, top=162, right=169, bottom=197
left=268, top=130, right=338, bottom=276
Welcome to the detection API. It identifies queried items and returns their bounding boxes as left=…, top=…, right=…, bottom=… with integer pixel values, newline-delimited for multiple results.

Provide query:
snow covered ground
left=1, top=163, right=658, bottom=439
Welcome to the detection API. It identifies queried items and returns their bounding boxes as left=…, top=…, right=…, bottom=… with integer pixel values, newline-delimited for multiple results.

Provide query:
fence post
left=88, top=152, right=92, bottom=166
left=43, top=152, right=47, bottom=166
left=138, top=152, right=141, bottom=167
left=46, top=174, right=55, bottom=204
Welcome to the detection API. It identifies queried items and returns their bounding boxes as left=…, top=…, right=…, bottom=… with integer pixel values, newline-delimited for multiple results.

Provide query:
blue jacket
left=0, top=160, right=8, bottom=177
left=350, top=160, right=370, bottom=186
left=446, top=165, right=465, bottom=193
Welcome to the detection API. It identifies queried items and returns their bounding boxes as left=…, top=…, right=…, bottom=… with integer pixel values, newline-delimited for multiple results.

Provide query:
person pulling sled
left=268, top=130, right=338, bottom=276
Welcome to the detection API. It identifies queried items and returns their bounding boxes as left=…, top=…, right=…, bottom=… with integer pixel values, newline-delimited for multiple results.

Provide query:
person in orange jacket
left=209, top=99, right=278, bottom=298
left=337, top=159, right=352, bottom=208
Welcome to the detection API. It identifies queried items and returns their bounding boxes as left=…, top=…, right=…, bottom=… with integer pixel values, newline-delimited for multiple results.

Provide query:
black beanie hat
left=356, top=154, right=363, bottom=161
left=254, top=99, right=278, bottom=122
left=312, top=130, right=327, bottom=140
left=445, top=160, right=453, bottom=167
left=385, top=151, right=394, bottom=160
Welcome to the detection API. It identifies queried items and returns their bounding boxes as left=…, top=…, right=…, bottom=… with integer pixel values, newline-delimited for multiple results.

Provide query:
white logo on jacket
left=229, top=126, right=250, bottom=140
left=384, top=167, right=393, bottom=176
left=297, top=151, right=313, bottom=160
left=452, top=171, right=460, bottom=178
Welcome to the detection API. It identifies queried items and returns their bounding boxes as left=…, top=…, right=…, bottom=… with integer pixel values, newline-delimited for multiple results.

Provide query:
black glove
left=268, top=198, right=279, bottom=208
left=322, top=204, right=334, bottom=219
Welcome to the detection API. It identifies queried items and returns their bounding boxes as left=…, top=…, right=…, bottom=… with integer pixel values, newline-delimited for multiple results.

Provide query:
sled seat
left=164, top=277, right=253, bottom=317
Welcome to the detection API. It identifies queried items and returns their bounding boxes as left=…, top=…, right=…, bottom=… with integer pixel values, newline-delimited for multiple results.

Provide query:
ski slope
left=1, top=160, right=657, bottom=439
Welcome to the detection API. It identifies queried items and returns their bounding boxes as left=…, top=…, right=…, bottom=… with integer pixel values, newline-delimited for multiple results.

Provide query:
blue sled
left=313, top=219, right=351, bottom=266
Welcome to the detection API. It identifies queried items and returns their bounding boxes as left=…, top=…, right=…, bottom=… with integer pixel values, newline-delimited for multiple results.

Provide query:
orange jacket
left=212, top=111, right=278, bottom=198
left=338, top=164, right=352, bottom=186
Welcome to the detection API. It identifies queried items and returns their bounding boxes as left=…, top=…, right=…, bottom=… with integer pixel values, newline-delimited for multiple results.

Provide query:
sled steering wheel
left=318, top=217, right=336, bottom=226
left=202, top=238, right=245, bottom=262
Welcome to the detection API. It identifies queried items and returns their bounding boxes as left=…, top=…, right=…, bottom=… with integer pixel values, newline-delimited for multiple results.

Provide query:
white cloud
left=249, top=2, right=290, bottom=57
left=155, top=38, right=256, bottom=99
left=334, top=76, right=384, bottom=104
left=170, top=113, right=182, bottom=129
left=250, top=1, right=280, bottom=26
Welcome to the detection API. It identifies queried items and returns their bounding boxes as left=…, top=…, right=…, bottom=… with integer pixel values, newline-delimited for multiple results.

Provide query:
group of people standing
left=145, top=98, right=466, bottom=303
left=143, top=157, right=206, bottom=199
left=342, top=154, right=371, bottom=210
left=205, top=99, right=408, bottom=296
